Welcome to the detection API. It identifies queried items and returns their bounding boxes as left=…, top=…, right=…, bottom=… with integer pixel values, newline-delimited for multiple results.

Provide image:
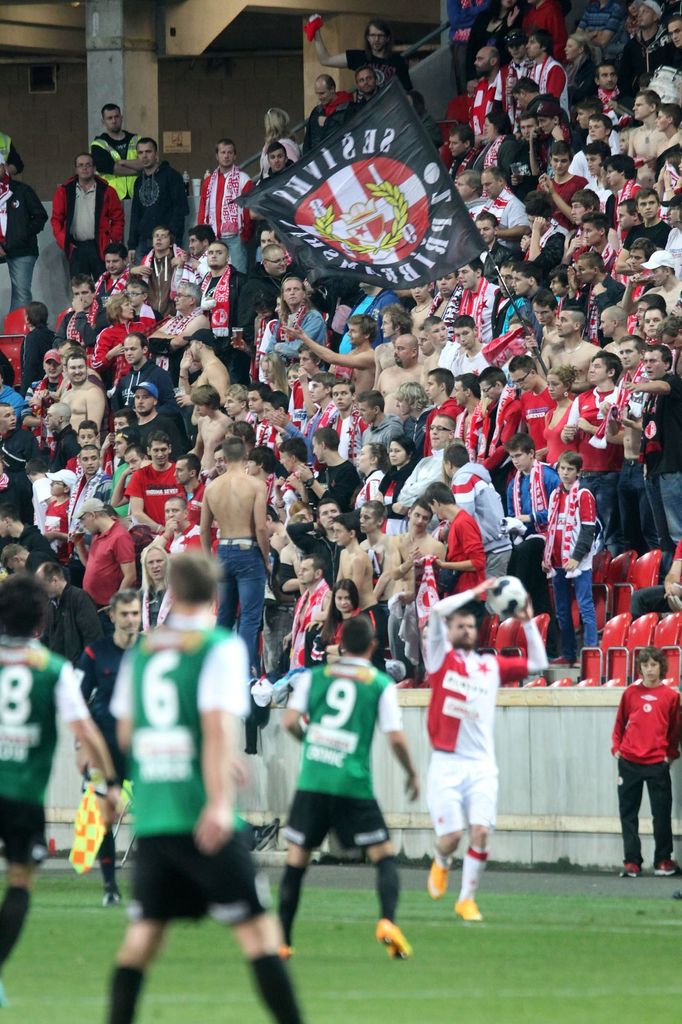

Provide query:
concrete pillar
left=86, top=0, right=158, bottom=145
left=301, top=15, right=367, bottom=118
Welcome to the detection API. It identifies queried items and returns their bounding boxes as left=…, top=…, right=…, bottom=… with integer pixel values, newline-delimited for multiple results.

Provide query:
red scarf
left=277, top=302, right=308, bottom=341
left=470, top=78, right=496, bottom=137
left=335, top=407, right=365, bottom=465
left=590, top=362, right=647, bottom=448
left=201, top=267, right=232, bottom=337
left=94, top=267, right=129, bottom=298
left=483, top=136, right=505, bottom=168
left=586, top=286, right=600, bottom=345
left=455, top=407, right=484, bottom=463
left=490, top=383, right=519, bottom=450
left=416, top=557, right=439, bottom=629
left=142, top=245, right=190, bottom=300
left=543, top=482, right=581, bottom=571
left=66, top=299, right=99, bottom=340
left=615, top=180, right=640, bottom=230
left=205, top=165, right=247, bottom=236
left=291, top=578, right=330, bottom=667
left=512, top=460, right=550, bottom=534
left=256, top=419, right=279, bottom=451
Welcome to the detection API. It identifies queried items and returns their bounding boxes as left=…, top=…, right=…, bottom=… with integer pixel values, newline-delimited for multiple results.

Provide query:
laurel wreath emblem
left=313, top=181, right=409, bottom=255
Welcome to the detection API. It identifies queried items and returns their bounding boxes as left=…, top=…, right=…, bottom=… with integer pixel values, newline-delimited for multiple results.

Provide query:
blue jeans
left=216, top=544, right=266, bottom=674
left=551, top=568, right=597, bottom=662
left=581, top=471, right=622, bottom=555
left=658, top=473, right=682, bottom=544
left=221, top=233, right=248, bottom=274
left=7, top=254, right=37, bottom=310
left=618, top=459, right=658, bottom=555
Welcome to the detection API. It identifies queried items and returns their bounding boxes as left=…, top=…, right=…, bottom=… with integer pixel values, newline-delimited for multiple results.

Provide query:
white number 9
left=320, top=680, right=356, bottom=729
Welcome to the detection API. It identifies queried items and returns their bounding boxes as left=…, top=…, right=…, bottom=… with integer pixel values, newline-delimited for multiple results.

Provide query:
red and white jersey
left=529, top=56, right=568, bottom=111
left=470, top=77, right=497, bottom=138
left=169, top=524, right=203, bottom=554
left=494, top=60, right=534, bottom=127
left=458, top=278, right=499, bottom=345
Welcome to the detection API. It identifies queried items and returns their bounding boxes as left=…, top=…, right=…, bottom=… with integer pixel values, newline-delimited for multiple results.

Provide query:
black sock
left=108, top=966, right=144, bottom=1024
left=251, top=954, right=303, bottom=1024
left=279, top=865, right=306, bottom=945
left=99, top=830, right=117, bottom=889
left=0, top=886, right=29, bottom=969
left=375, top=856, right=399, bottom=922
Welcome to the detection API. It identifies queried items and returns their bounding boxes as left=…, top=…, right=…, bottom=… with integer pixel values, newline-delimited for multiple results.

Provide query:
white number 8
left=320, top=680, right=356, bottom=729
left=0, top=666, right=32, bottom=726
left=142, top=652, right=180, bottom=729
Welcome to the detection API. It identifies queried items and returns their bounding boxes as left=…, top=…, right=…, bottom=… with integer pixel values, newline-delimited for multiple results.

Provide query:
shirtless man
left=286, top=314, right=376, bottom=394
left=333, top=512, right=374, bottom=610
left=628, top=91, right=667, bottom=173
left=200, top=435, right=268, bottom=672
left=544, top=308, right=597, bottom=391
left=179, top=328, right=229, bottom=407
left=641, top=250, right=682, bottom=310
left=371, top=304, right=412, bottom=387
left=376, top=334, right=423, bottom=415
left=390, top=500, right=445, bottom=599
left=420, top=316, right=447, bottom=386
left=62, top=351, right=106, bottom=432
left=191, top=383, right=230, bottom=470
left=225, top=383, right=249, bottom=424
left=359, top=500, right=399, bottom=602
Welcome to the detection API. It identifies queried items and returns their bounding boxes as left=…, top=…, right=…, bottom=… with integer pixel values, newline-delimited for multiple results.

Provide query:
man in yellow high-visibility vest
left=90, top=103, right=141, bottom=201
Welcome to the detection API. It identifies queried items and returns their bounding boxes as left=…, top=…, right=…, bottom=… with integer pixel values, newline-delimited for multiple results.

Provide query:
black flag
left=238, top=80, right=484, bottom=288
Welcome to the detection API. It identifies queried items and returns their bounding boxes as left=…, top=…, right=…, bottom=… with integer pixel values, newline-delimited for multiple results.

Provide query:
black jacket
left=20, top=326, right=54, bottom=394
left=619, top=28, right=676, bottom=100
left=237, top=264, right=288, bottom=343
left=1, top=427, right=38, bottom=474
left=303, top=99, right=354, bottom=153
left=0, top=180, right=47, bottom=260
left=286, top=521, right=339, bottom=588
left=128, top=161, right=189, bottom=251
left=112, top=359, right=181, bottom=419
left=42, top=584, right=103, bottom=665
left=55, top=305, right=108, bottom=349
left=49, top=425, right=80, bottom=471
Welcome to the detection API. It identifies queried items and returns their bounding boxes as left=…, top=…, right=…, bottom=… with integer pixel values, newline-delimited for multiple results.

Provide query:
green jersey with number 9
left=120, top=626, right=249, bottom=838
left=0, top=643, right=86, bottom=805
left=293, top=660, right=397, bottom=800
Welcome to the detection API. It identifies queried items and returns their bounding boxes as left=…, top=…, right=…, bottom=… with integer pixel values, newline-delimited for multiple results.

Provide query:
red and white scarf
left=615, top=180, right=640, bottom=231
left=277, top=302, right=308, bottom=342
left=142, top=245, right=189, bottom=300
left=153, top=307, right=203, bottom=369
left=483, top=135, right=505, bottom=169
left=355, top=469, right=384, bottom=508
left=416, top=556, right=440, bottom=628
left=590, top=362, right=647, bottom=448
left=525, top=219, right=562, bottom=262
left=489, top=383, right=519, bottom=450
left=455, top=407, right=484, bottom=463
left=336, top=407, right=365, bottom=465
left=66, top=299, right=99, bottom=340
left=316, top=400, right=339, bottom=432
left=141, top=588, right=173, bottom=632
left=470, top=78, right=496, bottom=138
left=291, top=578, right=330, bottom=668
left=512, top=460, right=550, bottom=534
left=543, top=482, right=580, bottom=573
left=201, top=267, right=232, bottom=337
left=94, top=267, right=129, bottom=298
left=458, top=277, right=494, bottom=323
left=288, top=378, right=306, bottom=430
left=255, top=419, right=279, bottom=451
left=429, top=287, right=462, bottom=338
left=205, top=166, right=247, bottom=236
left=596, top=242, right=616, bottom=275
left=598, top=85, right=619, bottom=114
left=586, top=286, right=600, bottom=345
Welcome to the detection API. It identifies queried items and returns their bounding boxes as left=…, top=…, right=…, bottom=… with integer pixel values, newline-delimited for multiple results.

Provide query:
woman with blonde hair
left=91, top=293, right=153, bottom=387
left=395, top=380, right=430, bottom=455
left=260, top=108, right=301, bottom=177
left=139, top=543, right=172, bottom=631
left=260, top=351, right=290, bottom=395
left=545, top=365, right=579, bottom=466
left=564, top=30, right=597, bottom=105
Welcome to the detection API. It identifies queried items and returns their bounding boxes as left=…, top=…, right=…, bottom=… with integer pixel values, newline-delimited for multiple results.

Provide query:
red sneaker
left=654, top=860, right=681, bottom=876
left=620, top=862, right=641, bottom=877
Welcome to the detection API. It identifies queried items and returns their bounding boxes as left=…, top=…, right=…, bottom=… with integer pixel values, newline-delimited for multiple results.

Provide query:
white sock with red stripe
left=458, top=846, right=488, bottom=901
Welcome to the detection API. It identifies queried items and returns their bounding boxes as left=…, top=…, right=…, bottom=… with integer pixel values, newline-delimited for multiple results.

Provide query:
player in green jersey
left=107, top=552, right=304, bottom=1024
left=280, top=615, right=419, bottom=960
left=0, top=574, right=119, bottom=1007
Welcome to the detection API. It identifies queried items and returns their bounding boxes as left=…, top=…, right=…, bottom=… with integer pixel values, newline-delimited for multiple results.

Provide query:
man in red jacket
left=612, top=647, right=681, bottom=879
left=51, top=153, right=124, bottom=279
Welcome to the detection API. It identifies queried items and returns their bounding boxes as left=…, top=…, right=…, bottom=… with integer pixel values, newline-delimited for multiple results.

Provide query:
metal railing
left=239, top=18, right=451, bottom=174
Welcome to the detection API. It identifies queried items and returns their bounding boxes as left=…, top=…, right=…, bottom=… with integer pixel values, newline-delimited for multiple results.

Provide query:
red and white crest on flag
left=295, top=157, right=430, bottom=266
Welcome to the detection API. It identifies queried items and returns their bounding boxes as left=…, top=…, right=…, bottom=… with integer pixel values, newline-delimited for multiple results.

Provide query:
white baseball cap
left=641, top=250, right=677, bottom=270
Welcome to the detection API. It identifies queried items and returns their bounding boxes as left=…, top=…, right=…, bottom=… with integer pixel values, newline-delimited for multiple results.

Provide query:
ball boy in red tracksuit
left=611, top=647, right=681, bottom=878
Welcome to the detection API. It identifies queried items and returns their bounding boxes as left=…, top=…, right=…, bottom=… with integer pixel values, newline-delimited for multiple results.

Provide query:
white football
left=486, top=576, right=528, bottom=618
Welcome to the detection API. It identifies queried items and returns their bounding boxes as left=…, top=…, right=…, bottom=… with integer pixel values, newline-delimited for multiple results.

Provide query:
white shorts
left=426, top=751, right=498, bottom=837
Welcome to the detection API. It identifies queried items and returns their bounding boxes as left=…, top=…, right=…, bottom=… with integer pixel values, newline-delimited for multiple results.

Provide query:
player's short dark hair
left=314, top=427, right=340, bottom=450
left=176, top=452, right=201, bottom=475
left=424, top=481, right=456, bottom=506
left=222, top=436, right=247, bottom=462
left=357, top=390, right=384, bottom=411
left=455, top=373, right=481, bottom=399
left=443, top=442, right=470, bottom=470
left=25, top=457, right=49, bottom=475
left=333, top=512, right=363, bottom=539
left=103, top=242, right=128, bottom=260
left=427, top=368, right=455, bottom=395
left=647, top=343, right=673, bottom=367
left=509, top=354, right=537, bottom=375
left=147, top=431, right=171, bottom=449
left=300, top=553, right=326, bottom=575
left=280, top=437, right=308, bottom=463
left=26, top=301, right=48, bottom=328
left=110, top=589, right=141, bottom=612
left=605, top=154, right=636, bottom=180
left=592, top=350, right=622, bottom=381
left=248, top=446, right=278, bottom=473
left=0, top=504, right=21, bottom=522
left=478, top=366, right=508, bottom=388
left=77, top=419, right=99, bottom=435
left=188, top=224, right=216, bottom=244
left=0, top=573, right=50, bottom=636
left=557, top=450, right=583, bottom=471
left=341, top=614, right=375, bottom=656
left=267, top=391, right=290, bottom=413
left=169, top=553, right=220, bottom=604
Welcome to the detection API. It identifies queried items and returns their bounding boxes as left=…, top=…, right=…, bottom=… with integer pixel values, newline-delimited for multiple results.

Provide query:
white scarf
left=205, top=166, right=246, bottom=236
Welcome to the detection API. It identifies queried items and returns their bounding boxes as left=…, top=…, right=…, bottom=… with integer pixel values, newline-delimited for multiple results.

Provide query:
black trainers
left=103, top=886, right=122, bottom=907
left=253, top=818, right=280, bottom=852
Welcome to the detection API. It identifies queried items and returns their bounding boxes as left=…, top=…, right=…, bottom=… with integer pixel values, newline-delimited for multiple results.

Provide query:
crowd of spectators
left=2, top=6, right=682, bottom=682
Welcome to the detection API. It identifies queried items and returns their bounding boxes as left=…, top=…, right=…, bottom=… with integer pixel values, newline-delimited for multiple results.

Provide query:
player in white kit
left=424, top=580, right=548, bottom=921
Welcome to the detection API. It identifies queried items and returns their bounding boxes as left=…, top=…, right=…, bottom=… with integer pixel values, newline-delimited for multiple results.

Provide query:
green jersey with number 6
left=0, top=643, right=78, bottom=805
left=295, top=659, right=395, bottom=799
left=123, top=626, right=248, bottom=838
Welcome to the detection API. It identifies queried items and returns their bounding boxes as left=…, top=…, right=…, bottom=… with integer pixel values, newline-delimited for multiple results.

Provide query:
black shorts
left=0, top=795, right=46, bottom=866
left=284, top=789, right=389, bottom=850
left=130, top=831, right=271, bottom=924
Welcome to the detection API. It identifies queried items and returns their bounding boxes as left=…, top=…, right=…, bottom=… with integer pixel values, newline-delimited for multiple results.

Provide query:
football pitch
left=7, top=867, right=682, bottom=1023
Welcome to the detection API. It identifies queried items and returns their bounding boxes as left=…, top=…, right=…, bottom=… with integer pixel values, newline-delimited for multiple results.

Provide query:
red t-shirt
left=551, top=175, right=588, bottom=230
left=446, top=509, right=487, bottom=593
left=186, top=481, right=205, bottom=528
left=82, top=520, right=136, bottom=606
left=520, top=388, right=556, bottom=452
left=126, top=464, right=184, bottom=526
left=612, top=682, right=681, bottom=764
left=575, top=388, right=623, bottom=473
left=44, top=498, right=69, bottom=565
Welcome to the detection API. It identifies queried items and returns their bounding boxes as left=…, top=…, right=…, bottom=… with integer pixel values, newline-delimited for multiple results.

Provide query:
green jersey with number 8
left=292, top=659, right=398, bottom=800
left=0, top=642, right=87, bottom=805
left=113, top=625, right=250, bottom=838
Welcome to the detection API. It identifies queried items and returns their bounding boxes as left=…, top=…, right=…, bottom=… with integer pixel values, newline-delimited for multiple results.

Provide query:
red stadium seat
left=495, top=617, right=523, bottom=655
left=604, top=678, right=627, bottom=687
left=478, top=614, right=499, bottom=651
left=580, top=612, right=632, bottom=684
left=606, top=551, right=637, bottom=584
left=0, top=335, right=23, bottom=383
left=531, top=613, right=550, bottom=643
left=627, top=613, right=658, bottom=654
left=591, top=550, right=611, bottom=584
left=2, top=308, right=28, bottom=335
left=576, top=677, right=600, bottom=687
left=612, top=550, right=662, bottom=616
left=550, top=676, right=575, bottom=687
left=523, top=677, right=547, bottom=687
left=654, top=613, right=682, bottom=647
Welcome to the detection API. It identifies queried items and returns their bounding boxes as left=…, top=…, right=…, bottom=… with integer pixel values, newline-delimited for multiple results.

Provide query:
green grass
left=5, top=873, right=682, bottom=1023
